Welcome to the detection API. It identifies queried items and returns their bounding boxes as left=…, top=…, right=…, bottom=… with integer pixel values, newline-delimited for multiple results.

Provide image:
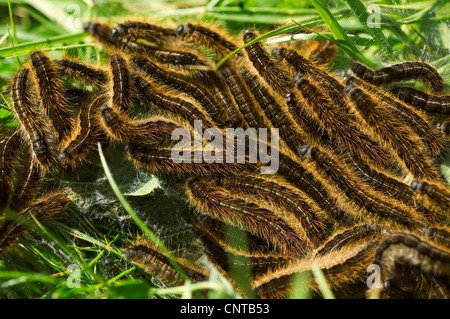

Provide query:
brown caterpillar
left=346, top=85, right=440, bottom=180
left=252, top=239, right=380, bottom=299
left=59, top=94, right=107, bottom=168
left=131, top=55, right=229, bottom=128
left=109, top=54, right=135, bottom=112
left=411, top=180, right=450, bottom=221
left=392, top=86, right=450, bottom=115
left=217, top=64, right=270, bottom=129
left=214, top=174, right=328, bottom=248
left=351, top=61, right=444, bottom=94
left=125, top=239, right=209, bottom=286
left=55, top=58, right=109, bottom=89
left=9, top=153, right=43, bottom=213
left=240, top=70, right=307, bottom=154
left=186, top=177, right=310, bottom=255
left=0, top=130, right=24, bottom=213
left=347, top=76, right=445, bottom=156
left=373, top=233, right=450, bottom=289
left=243, top=29, right=293, bottom=96
left=299, top=145, right=425, bottom=230
left=0, top=192, right=71, bottom=253
left=133, top=75, right=216, bottom=129
left=126, top=145, right=257, bottom=177
left=175, top=22, right=239, bottom=59
left=29, top=51, right=74, bottom=141
left=99, top=105, right=180, bottom=145
left=11, top=67, right=57, bottom=170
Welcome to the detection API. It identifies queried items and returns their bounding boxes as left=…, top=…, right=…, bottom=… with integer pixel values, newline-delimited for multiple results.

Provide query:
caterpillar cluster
left=1, top=19, right=450, bottom=299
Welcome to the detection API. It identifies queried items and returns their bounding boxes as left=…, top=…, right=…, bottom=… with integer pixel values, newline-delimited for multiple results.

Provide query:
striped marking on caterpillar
left=242, top=29, right=293, bottom=97
left=345, top=154, right=439, bottom=224
left=423, top=226, right=450, bottom=250
left=186, top=177, right=309, bottom=255
left=191, top=216, right=294, bottom=282
left=272, top=48, right=349, bottom=113
left=10, top=153, right=43, bottom=213
left=217, top=64, right=270, bottom=129
left=29, top=51, right=74, bottom=141
left=133, top=75, right=215, bottom=129
left=84, top=22, right=141, bottom=54
left=351, top=61, right=444, bottom=94
left=215, top=174, right=328, bottom=248
left=143, top=47, right=209, bottom=67
left=126, top=145, right=257, bottom=177
left=240, top=70, right=307, bottom=153
left=196, top=69, right=245, bottom=127
left=411, top=180, right=450, bottom=221
left=299, top=145, right=424, bottom=231
left=175, top=23, right=239, bottom=59
left=11, top=68, right=57, bottom=170
left=193, top=213, right=280, bottom=255
left=314, top=224, right=383, bottom=257
left=104, top=22, right=203, bottom=67
left=284, top=91, right=334, bottom=149
left=273, top=48, right=393, bottom=168
left=125, top=240, right=209, bottom=286
left=130, top=55, right=229, bottom=128
left=294, top=75, right=392, bottom=169
left=346, top=85, right=440, bottom=180
left=252, top=239, right=379, bottom=299
left=55, top=58, right=109, bottom=90
left=0, top=129, right=23, bottom=213
left=347, top=77, right=444, bottom=156
left=99, top=105, right=179, bottom=145
left=373, top=233, right=450, bottom=280
left=59, top=94, right=107, bottom=168
left=0, top=192, right=70, bottom=253
left=276, top=152, right=355, bottom=227
left=392, top=86, right=450, bottom=115
left=110, top=22, right=208, bottom=67
left=109, top=54, right=135, bottom=112
left=110, top=20, right=175, bottom=46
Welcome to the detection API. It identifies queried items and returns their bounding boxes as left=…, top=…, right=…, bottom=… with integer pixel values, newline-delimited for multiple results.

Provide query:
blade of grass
left=310, top=0, right=376, bottom=67
left=0, top=32, right=87, bottom=59
left=7, top=0, right=16, bottom=43
left=343, top=0, right=393, bottom=56
left=267, top=31, right=380, bottom=46
left=0, top=271, right=60, bottom=287
left=311, top=264, right=335, bottom=299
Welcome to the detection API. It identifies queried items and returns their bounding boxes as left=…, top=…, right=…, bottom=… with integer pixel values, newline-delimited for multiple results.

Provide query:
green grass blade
left=7, top=0, right=16, bottom=43
left=343, top=0, right=393, bottom=56
left=0, top=271, right=60, bottom=287
left=310, top=0, right=375, bottom=67
left=311, top=265, right=335, bottom=299
left=0, top=32, right=87, bottom=59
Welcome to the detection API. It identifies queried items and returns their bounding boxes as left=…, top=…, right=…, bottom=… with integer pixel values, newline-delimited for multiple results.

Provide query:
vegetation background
left=0, top=0, right=448, bottom=299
